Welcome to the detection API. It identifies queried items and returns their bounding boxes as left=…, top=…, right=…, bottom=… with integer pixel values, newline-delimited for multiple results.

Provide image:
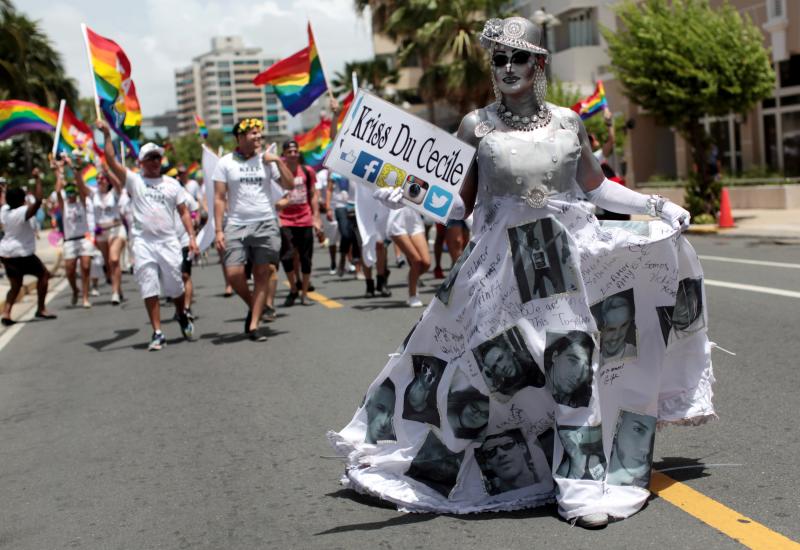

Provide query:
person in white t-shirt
left=174, top=186, right=200, bottom=319
left=0, top=168, right=57, bottom=325
left=93, top=168, right=127, bottom=305
left=100, top=120, right=199, bottom=351
left=213, top=117, right=294, bottom=341
left=55, top=154, right=96, bottom=309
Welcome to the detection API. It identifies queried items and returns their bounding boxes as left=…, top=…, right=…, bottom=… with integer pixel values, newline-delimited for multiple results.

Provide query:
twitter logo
left=424, top=185, right=453, bottom=218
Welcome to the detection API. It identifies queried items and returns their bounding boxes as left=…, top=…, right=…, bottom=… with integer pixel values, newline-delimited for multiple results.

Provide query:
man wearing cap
left=99, top=120, right=198, bottom=351
left=276, top=139, right=321, bottom=307
left=212, top=118, right=294, bottom=341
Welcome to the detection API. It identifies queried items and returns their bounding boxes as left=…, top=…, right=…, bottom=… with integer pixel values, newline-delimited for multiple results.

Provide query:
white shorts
left=133, top=238, right=184, bottom=299
left=95, top=224, right=127, bottom=243
left=63, top=237, right=96, bottom=260
left=387, top=208, right=425, bottom=238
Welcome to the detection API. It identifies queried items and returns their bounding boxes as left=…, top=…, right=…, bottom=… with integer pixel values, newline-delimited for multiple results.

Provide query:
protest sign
left=324, top=90, right=476, bottom=223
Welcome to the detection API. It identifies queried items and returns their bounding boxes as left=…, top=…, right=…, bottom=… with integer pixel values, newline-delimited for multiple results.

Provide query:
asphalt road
left=0, top=234, right=797, bottom=549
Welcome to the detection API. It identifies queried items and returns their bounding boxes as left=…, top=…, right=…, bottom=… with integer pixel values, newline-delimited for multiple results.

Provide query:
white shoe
left=406, top=296, right=424, bottom=308
left=111, top=292, right=121, bottom=305
left=90, top=288, right=100, bottom=297
left=346, top=262, right=356, bottom=273
left=576, top=513, right=609, bottom=529
left=82, top=300, right=92, bottom=309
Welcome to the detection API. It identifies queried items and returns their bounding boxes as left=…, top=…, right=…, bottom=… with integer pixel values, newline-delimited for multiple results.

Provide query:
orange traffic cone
left=718, top=187, right=735, bottom=228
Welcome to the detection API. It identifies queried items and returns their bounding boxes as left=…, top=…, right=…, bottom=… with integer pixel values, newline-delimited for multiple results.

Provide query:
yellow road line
left=651, top=472, right=800, bottom=549
left=282, top=282, right=343, bottom=309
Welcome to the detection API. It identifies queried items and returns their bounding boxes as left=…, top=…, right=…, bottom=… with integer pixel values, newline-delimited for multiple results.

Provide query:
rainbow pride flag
left=253, top=23, right=327, bottom=116
left=83, top=24, right=141, bottom=156
left=80, top=164, right=98, bottom=187
left=194, top=113, right=208, bottom=139
left=571, top=80, right=607, bottom=120
left=0, top=100, right=102, bottom=160
left=186, top=161, right=201, bottom=181
left=295, top=118, right=331, bottom=169
left=336, top=90, right=354, bottom=130
left=0, top=100, right=57, bottom=140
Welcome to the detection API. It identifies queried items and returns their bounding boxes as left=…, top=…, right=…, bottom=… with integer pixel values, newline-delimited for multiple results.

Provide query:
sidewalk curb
left=0, top=250, right=63, bottom=314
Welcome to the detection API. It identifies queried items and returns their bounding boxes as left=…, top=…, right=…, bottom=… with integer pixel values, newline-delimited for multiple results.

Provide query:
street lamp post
left=532, top=7, right=560, bottom=79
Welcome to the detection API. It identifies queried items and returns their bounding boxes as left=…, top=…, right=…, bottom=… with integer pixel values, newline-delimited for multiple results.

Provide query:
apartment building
left=174, top=36, right=290, bottom=137
left=513, top=0, right=799, bottom=184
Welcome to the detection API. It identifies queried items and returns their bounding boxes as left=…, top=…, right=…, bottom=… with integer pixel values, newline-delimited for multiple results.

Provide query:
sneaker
left=111, top=292, right=121, bottom=305
left=329, top=268, right=337, bottom=275
left=185, top=308, right=195, bottom=321
left=178, top=314, right=195, bottom=341
left=406, top=295, right=424, bottom=308
left=90, top=288, right=100, bottom=297
left=283, top=292, right=298, bottom=307
left=396, top=256, right=406, bottom=268
left=336, top=265, right=345, bottom=278
left=82, top=300, right=92, bottom=309
left=356, top=271, right=366, bottom=281
left=249, top=328, right=267, bottom=342
left=433, top=266, right=445, bottom=279
left=576, top=513, right=609, bottom=529
left=148, top=331, right=167, bottom=351
left=263, top=306, right=277, bottom=322
left=346, top=262, right=356, bottom=273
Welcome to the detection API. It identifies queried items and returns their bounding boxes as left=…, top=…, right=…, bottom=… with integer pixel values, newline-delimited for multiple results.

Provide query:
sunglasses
left=143, top=154, right=162, bottom=162
left=482, top=440, right=517, bottom=459
left=492, top=51, right=532, bottom=67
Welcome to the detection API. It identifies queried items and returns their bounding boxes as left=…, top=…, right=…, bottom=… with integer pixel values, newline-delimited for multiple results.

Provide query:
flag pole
left=52, top=99, right=66, bottom=157
left=80, top=23, right=103, bottom=121
left=307, top=19, right=335, bottom=102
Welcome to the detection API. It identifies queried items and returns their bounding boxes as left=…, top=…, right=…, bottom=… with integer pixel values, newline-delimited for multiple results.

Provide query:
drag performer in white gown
left=329, top=16, right=715, bottom=529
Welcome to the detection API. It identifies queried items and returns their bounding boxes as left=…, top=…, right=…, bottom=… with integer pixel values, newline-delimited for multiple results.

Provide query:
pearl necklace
left=496, top=103, right=551, bottom=131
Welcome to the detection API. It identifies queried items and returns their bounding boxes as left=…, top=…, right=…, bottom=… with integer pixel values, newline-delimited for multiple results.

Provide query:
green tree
left=546, top=79, right=626, bottom=156
left=603, top=0, right=774, bottom=216
left=331, top=58, right=399, bottom=97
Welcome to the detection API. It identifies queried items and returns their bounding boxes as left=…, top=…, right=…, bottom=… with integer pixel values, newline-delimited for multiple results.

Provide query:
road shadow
left=85, top=329, right=140, bottom=351
left=652, top=456, right=714, bottom=483
left=198, top=326, right=289, bottom=345
left=352, top=301, right=419, bottom=311
left=316, top=489, right=559, bottom=535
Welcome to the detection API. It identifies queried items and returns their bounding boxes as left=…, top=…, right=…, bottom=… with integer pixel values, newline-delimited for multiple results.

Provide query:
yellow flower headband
left=235, top=118, right=264, bottom=135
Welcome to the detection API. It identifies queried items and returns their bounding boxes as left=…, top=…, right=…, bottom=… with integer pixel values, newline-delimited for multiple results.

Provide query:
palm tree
left=331, top=58, right=399, bottom=97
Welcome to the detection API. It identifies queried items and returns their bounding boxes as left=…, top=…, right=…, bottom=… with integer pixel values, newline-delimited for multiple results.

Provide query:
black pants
left=280, top=226, right=314, bottom=274
left=334, top=207, right=360, bottom=260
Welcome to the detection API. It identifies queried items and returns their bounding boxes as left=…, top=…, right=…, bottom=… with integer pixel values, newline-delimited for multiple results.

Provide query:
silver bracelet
left=645, top=195, right=666, bottom=217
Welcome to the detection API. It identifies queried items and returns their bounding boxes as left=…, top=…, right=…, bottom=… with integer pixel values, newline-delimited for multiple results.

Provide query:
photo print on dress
left=472, top=325, right=546, bottom=399
left=590, top=288, right=638, bottom=366
left=507, top=217, right=580, bottom=302
left=403, top=355, right=447, bottom=426
left=436, top=241, right=476, bottom=306
left=364, top=379, right=397, bottom=444
left=405, top=430, right=465, bottom=498
left=446, top=369, right=490, bottom=440
left=606, top=410, right=656, bottom=489
left=556, top=424, right=606, bottom=481
left=544, top=331, right=595, bottom=408
left=656, top=277, right=705, bottom=346
left=474, top=429, right=540, bottom=496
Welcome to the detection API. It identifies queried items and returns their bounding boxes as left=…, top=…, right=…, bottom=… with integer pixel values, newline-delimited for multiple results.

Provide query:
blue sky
left=20, top=0, right=374, bottom=117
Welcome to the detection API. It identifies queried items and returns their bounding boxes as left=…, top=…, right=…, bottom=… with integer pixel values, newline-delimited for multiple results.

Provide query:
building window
left=702, top=115, right=742, bottom=176
left=778, top=54, right=800, bottom=88
left=567, top=9, right=595, bottom=48
left=768, top=0, right=786, bottom=19
left=782, top=111, right=800, bottom=176
left=763, top=114, right=779, bottom=172
left=218, top=61, right=230, bottom=68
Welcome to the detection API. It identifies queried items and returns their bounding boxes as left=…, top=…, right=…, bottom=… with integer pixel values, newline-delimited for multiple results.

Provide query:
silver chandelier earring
left=490, top=67, right=502, bottom=105
left=533, top=64, right=547, bottom=105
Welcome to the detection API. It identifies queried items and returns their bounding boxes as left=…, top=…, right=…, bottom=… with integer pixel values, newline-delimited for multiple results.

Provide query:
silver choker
left=496, top=103, right=551, bottom=131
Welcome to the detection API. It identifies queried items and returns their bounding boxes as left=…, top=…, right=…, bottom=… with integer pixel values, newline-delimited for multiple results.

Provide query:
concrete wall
left=636, top=185, right=800, bottom=209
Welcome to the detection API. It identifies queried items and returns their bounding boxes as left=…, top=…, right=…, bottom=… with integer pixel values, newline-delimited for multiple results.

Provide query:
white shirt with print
left=125, top=170, right=187, bottom=242
left=212, top=152, right=278, bottom=226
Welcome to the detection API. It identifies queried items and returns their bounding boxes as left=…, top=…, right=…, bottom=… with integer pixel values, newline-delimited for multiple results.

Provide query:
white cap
left=138, top=142, right=165, bottom=161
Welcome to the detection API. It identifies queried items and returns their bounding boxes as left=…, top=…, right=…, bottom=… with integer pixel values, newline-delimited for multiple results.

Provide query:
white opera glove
left=448, top=192, right=466, bottom=220
left=372, top=187, right=404, bottom=210
left=585, top=178, right=690, bottom=231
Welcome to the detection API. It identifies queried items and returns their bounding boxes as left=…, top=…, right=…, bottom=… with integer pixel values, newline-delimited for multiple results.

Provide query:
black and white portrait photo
left=475, top=429, right=540, bottom=495
left=544, top=331, right=595, bottom=408
left=590, top=289, right=638, bottom=365
left=446, top=370, right=490, bottom=440
left=403, top=355, right=447, bottom=426
left=607, top=410, right=657, bottom=488
left=507, top=218, right=580, bottom=302
left=556, top=424, right=606, bottom=481
left=473, top=325, right=546, bottom=398
left=405, top=431, right=465, bottom=497
left=436, top=241, right=476, bottom=306
left=364, top=379, right=397, bottom=444
left=657, top=277, right=705, bottom=346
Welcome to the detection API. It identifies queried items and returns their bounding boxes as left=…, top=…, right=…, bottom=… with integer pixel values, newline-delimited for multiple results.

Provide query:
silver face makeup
left=492, top=45, right=537, bottom=98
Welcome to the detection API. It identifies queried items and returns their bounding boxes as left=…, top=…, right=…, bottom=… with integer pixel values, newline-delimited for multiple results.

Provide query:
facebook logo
left=351, top=151, right=383, bottom=184
left=423, top=185, right=454, bottom=218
